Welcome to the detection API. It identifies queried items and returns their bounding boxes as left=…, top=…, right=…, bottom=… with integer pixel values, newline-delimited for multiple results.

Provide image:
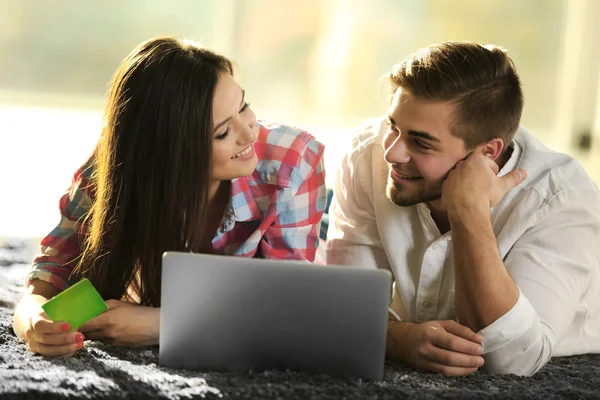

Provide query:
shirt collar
left=497, top=139, right=521, bottom=180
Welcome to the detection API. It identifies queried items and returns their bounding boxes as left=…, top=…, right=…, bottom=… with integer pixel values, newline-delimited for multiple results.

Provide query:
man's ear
left=476, top=138, right=504, bottom=160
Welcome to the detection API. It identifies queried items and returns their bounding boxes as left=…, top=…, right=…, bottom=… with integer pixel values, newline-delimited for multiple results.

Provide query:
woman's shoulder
left=255, top=121, right=324, bottom=163
left=252, top=121, right=325, bottom=188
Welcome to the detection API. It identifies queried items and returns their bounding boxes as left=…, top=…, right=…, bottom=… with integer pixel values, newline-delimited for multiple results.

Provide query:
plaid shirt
left=28, top=121, right=327, bottom=290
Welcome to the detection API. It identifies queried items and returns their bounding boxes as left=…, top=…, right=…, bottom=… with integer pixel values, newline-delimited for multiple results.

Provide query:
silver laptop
left=159, top=252, right=391, bottom=380
left=159, top=252, right=392, bottom=381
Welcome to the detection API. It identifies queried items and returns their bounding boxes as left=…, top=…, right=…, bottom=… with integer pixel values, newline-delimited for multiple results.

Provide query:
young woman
left=13, top=37, right=326, bottom=357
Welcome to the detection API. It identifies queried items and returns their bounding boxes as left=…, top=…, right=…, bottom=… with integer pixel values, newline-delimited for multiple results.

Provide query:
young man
left=327, top=41, right=600, bottom=377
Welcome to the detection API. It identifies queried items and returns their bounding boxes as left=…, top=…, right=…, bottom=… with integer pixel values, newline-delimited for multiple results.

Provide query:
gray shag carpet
left=1, top=238, right=600, bottom=400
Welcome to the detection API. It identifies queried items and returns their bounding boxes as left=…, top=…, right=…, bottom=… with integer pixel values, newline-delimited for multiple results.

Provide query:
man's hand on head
left=442, top=152, right=527, bottom=215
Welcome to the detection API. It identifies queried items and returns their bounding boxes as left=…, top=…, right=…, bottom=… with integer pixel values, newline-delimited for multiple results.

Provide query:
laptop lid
left=159, top=252, right=392, bottom=381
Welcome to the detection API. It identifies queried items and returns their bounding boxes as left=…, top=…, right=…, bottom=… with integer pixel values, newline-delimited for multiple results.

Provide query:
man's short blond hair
left=389, top=41, right=524, bottom=149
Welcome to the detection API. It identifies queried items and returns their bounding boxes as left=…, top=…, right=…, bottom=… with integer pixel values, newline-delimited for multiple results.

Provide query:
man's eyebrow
left=407, top=130, right=441, bottom=143
left=387, top=114, right=441, bottom=143
left=213, top=89, right=246, bottom=133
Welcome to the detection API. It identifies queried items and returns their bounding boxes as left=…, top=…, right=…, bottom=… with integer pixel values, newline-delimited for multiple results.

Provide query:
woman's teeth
left=232, top=146, right=252, bottom=159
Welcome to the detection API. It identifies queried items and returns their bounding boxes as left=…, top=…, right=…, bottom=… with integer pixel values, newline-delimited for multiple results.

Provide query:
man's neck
left=427, top=199, right=450, bottom=235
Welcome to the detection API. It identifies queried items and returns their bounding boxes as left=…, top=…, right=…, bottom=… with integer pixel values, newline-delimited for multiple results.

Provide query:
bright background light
left=1, top=0, right=599, bottom=239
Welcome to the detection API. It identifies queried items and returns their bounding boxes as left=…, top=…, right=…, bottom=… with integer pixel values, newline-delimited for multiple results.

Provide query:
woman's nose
left=246, top=108, right=257, bottom=130
left=235, top=108, right=258, bottom=145
left=238, top=121, right=257, bottom=145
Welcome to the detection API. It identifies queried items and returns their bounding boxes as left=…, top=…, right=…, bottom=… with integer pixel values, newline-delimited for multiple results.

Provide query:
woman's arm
left=77, top=300, right=160, bottom=347
left=14, top=159, right=95, bottom=356
left=13, top=279, right=84, bottom=356
left=28, top=161, right=94, bottom=290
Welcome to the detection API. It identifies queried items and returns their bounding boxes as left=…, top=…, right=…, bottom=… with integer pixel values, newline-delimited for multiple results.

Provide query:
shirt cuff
left=477, top=289, right=537, bottom=354
left=26, top=269, right=71, bottom=291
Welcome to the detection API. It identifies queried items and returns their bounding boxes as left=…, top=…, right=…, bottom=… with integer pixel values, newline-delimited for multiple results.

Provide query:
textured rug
left=1, top=238, right=600, bottom=399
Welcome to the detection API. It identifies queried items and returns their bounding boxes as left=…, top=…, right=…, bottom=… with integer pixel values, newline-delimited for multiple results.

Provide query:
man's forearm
left=449, top=203, right=519, bottom=332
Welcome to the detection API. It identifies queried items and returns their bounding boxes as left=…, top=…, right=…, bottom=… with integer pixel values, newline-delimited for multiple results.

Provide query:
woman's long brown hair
left=71, top=37, right=233, bottom=306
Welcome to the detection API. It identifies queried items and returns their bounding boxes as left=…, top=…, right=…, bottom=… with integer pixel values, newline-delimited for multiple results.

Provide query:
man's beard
left=386, top=178, right=442, bottom=207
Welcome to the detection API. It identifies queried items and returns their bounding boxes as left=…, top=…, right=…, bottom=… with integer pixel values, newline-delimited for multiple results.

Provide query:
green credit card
left=42, top=278, right=108, bottom=331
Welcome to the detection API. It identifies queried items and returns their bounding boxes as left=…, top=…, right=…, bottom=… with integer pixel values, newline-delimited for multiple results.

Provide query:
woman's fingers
left=36, top=332, right=84, bottom=346
left=31, top=314, right=70, bottom=335
left=26, top=313, right=84, bottom=356
left=31, top=341, right=83, bottom=357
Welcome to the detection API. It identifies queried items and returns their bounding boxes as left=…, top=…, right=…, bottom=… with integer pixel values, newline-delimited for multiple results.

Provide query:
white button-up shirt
left=327, top=118, right=600, bottom=376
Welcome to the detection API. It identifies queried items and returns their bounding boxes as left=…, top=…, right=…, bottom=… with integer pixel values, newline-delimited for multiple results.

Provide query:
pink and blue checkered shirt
left=28, top=121, right=327, bottom=290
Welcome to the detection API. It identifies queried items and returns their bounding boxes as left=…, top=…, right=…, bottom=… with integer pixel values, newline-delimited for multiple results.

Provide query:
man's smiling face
left=383, top=87, right=471, bottom=207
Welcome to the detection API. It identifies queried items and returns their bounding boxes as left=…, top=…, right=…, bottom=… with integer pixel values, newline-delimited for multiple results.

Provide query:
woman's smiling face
left=210, top=72, right=259, bottom=182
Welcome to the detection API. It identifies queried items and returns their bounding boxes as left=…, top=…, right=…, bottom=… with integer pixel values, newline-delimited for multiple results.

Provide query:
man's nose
left=384, top=137, right=410, bottom=164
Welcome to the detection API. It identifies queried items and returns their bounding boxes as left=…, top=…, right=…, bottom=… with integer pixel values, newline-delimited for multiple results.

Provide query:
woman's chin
left=230, top=155, right=259, bottom=178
